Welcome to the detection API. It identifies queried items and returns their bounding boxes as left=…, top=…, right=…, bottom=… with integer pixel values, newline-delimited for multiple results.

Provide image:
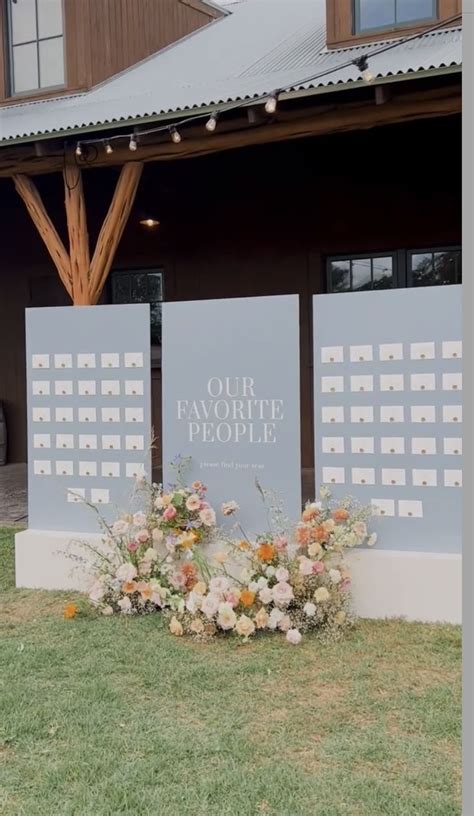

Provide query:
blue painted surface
left=26, top=305, right=152, bottom=533
left=313, top=286, right=462, bottom=554
left=162, top=295, right=301, bottom=535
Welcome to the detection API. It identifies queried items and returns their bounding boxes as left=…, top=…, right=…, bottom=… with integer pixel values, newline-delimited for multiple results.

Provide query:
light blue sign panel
left=313, top=286, right=462, bottom=554
left=162, top=295, right=301, bottom=533
left=26, top=305, right=152, bottom=533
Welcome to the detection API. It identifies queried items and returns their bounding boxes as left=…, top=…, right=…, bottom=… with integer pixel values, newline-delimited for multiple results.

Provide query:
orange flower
left=296, top=525, right=312, bottom=546
left=181, top=563, right=198, bottom=590
left=240, top=589, right=256, bottom=607
left=312, top=525, right=328, bottom=542
left=238, top=539, right=251, bottom=551
left=63, top=603, right=78, bottom=619
left=332, top=508, right=350, bottom=522
left=257, top=542, right=275, bottom=562
left=302, top=507, right=319, bottom=522
left=137, top=582, right=153, bottom=601
left=122, top=580, right=138, bottom=594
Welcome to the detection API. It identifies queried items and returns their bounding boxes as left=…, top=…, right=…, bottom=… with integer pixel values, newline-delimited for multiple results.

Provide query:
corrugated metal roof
left=0, top=0, right=461, bottom=144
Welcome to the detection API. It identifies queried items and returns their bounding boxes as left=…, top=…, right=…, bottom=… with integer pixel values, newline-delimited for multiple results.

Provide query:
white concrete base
left=15, top=530, right=462, bottom=623
left=346, top=548, right=462, bottom=624
left=15, top=528, right=104, bottom=591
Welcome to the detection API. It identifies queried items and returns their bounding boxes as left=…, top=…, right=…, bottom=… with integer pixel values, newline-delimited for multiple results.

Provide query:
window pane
left=329, top=260, right=350, bottom=292
left=411, top=253, right=434, bottom=286
left=358, top=0, right=395, bottom=31
left=150, top=303, right=162, bottom=345
left=39, top=36, right=64, bottom=87
left=372, top=257, right=393, bottom=289
left=10, top=0, right=37, bottom=45
left=352, top=259, right=372, bottom=291
left=112, top=275, right=130, bottom=303
left=433, top=252, right=457, bottom=285
left=396, top=0, right=435, bottom=24
left=12, top=42, right=38, bottom=93
left=131, top=273, right=148, bottom=303
left=147, top=273, right=162, bottom=301
left=38, top=0, right=63, bottom=38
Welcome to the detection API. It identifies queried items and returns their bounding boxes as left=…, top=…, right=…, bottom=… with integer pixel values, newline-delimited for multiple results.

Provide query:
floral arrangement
left=168, top=486, right=376, bottom=645
left=84, top=462, right=219, bottom=616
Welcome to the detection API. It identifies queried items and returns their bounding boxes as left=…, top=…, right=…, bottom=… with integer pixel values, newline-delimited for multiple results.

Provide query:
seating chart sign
left=313, top=286, right=462, bottom=554
left=162, top=295, right=301, bottom=533
left=26, top=305, right=152, bottom=533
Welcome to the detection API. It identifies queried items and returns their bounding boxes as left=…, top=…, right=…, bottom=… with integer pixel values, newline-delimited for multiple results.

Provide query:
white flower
left=209, top=576, right=230, bottom=595
left=118, top=596, right=132, bottom=613
left=286, top=629, right=302, bottom=645
left=235, top=614, right=255, bottom=639
left=102, top=605, right=114, bottom=616
left=133, top=512, right=147, bottom=527
left=88, top=580, right=105, bottom=603
left=116, top=563, right=137, bottom=582
left=268, top=608, right=284, bottom=630
left=310, top=501, right=322, bottom=510
left=200, top=593, right=220, bottom=618
left=221, top=500, right=239, bottom=516
left=240, top=568, right=252, bottom=583
left=217, top=602, right=237, bottom=631
left=154, top=497, right=164, bottom=510
left=258, top=587, right=273, bottom=605
left=265, top=565, right=276, bottom=577
left=320, top=485, right=330, bottom=498
left=303, top=602, right=317, bottom=617
left=199, top=508, right=216, bottom=526
left=186, top=590, right=204, bottom=614
left=275, top=567, right=289, bottom=582
left=278, top=614, right=291, bottom=632
left=272, top=581, right=294, bottom=607
left=314, top=587, right=330, bottom=603
left=367, top=533, right=378, bottom=547
left=152, top=528, right=164, bottom=544
left=143, top=547, right=158, bottom=562
left=248, top=581, right=259, bottom=593
left=329, top=568, right=342, bottom=585
left=256, top=576, right=268, bottom=590
left=185, top=494, right=201, bottom=511
left=299, top=557, right=314, bottom=576
left=354, top=521, right=367, bottom=539
left=112, top=519, right=129, bottom=536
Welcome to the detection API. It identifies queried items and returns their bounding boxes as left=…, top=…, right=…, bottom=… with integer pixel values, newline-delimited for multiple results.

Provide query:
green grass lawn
left=0, top=527, right=461, bottom=816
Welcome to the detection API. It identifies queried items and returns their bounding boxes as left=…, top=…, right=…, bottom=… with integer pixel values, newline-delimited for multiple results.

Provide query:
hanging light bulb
left=75, top=143, right=82, bottom=157
left=129, top=135, right=138, bottom=151
left=105, top=141, right=113, bottom=155
left=205, top=112, right=219, bottom=132
left=353, top=55, right=374, bottom=83
left=264, top=93, right=278, bottom=114
left=170, top=126, right=182, bottom=144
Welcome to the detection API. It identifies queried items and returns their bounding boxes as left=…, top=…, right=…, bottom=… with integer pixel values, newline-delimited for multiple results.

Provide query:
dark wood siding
left=0, top=117, right=461, bottom=481
left=0, top=0, right=220, bottom=103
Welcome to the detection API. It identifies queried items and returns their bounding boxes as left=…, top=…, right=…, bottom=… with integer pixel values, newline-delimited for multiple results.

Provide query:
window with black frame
left=327, top=248, right=461, bottom=292
left=7, top=0, right=65, bottom=95
left=111, top=269, right=163, bottom=345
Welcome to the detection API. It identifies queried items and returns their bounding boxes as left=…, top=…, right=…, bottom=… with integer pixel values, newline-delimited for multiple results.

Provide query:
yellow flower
left=169, top=616, right=183, bottom=636
left=255, top=608, right=269, bottom=629
left=194, top=581, right=207, bottom=595
left=335, top=611, right=347, bottom=625
left=314, top=587, right=330, bottom=603
left=307, top=541, right=322, bottom=558
left=161, top=494, right=172, bottom=507
left=178, top=532, right=197, bottom=550
left=235, top=614, right=256, bottom=639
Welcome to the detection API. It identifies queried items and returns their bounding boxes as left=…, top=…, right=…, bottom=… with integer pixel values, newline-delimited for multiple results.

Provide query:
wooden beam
left=13, top=174, right=73, bottom=298
left=0, top=84, right=461, bottom=178
left=89, top=162, right=143, bottom=304
left=63, top=164, right=91, bottom=305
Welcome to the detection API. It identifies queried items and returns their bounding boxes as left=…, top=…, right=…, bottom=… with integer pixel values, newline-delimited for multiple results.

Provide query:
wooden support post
left=13, top=161, right=143, bottom=306
left=13, top=174, right=73, bottom=299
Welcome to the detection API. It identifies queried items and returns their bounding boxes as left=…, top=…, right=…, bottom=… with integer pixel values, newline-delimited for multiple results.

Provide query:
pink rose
left=312, top=561, right=325, bottom=574
left=274, top=537, right=288, bottom=552
left=225, top=589, right=241, bottom=608
left=199, top=508, right=216, bottom=527
left=275, top=567, right=289, bottom=582
left=272, top=581, right=294, bottom=607
left=163, top=505, right=177, bottom=521
left=299, top=557, right=313, bottom=576
left=185, top=494, right=201, bottom=511
left=258, top=587, right=273, bottom=605
left=278, top=614, right=291, bottom=632
left=136, top=529, right=150, bottom=543
left=286, top=629, right=302, bottom=645
left=127, top=540, right=139, bottom=552
left=339, top=578, right=351, bottom=591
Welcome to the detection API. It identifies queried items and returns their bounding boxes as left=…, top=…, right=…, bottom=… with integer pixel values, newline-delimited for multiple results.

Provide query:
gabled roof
left=0, top=0, right=462, bottom=145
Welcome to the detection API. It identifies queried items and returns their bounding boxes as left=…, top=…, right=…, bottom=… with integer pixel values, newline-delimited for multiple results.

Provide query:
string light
left=170, top=126, right=182, bottom=144
left=205, top=112, right=219, bottom=132
left=353, top=55, right=374, bottom=83
left=264, top=93, right=278, bottom=114
left=71, top=13, right=460, bottom=160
